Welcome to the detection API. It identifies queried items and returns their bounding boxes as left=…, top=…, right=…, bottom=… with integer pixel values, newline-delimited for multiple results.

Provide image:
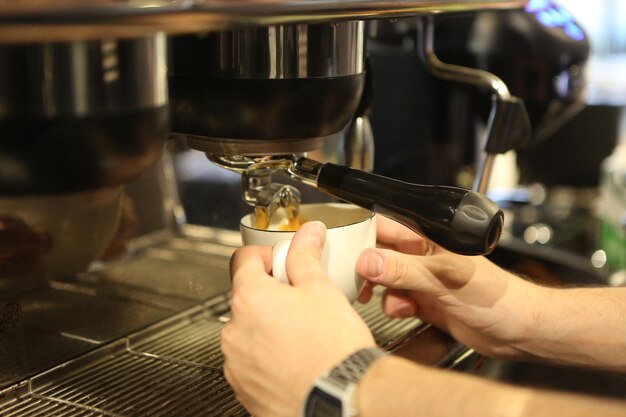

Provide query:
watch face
left=305, top=387, right=342, bottom=417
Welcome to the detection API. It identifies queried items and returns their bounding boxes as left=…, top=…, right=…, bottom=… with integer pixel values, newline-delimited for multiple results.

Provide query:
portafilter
left=209, top=154, right=503, bottom=256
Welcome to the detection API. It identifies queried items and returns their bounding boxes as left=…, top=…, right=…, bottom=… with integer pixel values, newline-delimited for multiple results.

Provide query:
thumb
left=285, top=221, right=328, bottom=286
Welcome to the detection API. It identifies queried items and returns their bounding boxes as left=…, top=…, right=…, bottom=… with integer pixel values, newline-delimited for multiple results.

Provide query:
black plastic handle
left=316, top=163, right=504, bottom=255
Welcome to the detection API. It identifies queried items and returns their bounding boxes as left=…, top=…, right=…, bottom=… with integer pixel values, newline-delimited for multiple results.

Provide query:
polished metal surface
left=170, top=27, right=365, bottom=145
left=418, top=17, right=510, bottom=99
left=186, top=135, right=326, bottom=154
left=205, top=153, right=299, bottom=175
left=205, top=154, right=323, bottom=188
left=241, top=173, right=301, bottom=225
left=345, top=116, right=375, bottom=172
left=475, top=153, right=497, bottom=194
left=289, top=157, right=325, bottom=187
left=0, top=34, right=167, bottom=118
left=0, top=35, right=169, bottom=194
left=0, top=1, right=526, bottom=43
left=171, top=21, right=364, bottom=79
left=208, top=154, right=305, bottom=221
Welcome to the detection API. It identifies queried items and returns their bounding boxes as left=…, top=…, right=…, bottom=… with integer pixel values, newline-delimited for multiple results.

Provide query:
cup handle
left=272, top=240, right=292, bottom=284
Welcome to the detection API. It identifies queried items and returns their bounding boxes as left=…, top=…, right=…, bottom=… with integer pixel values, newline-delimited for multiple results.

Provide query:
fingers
left=357, top=281, right=374, bottom=304
left=381, top=288, right=449, bottom=332
left=357, top=247, right=475, bottom=292
left=357, top=247, right=418, bottom=290
left=285, top=221, right=328, bottom=287
left=230, top=245, right=274, bottom=291
left=382, top=289, right=417, bottom=318
left=376, top=216, right=433, bottom=255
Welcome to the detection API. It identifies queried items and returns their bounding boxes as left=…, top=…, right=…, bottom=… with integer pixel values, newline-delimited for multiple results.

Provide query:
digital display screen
left=305, top=387, right=342, bottom=417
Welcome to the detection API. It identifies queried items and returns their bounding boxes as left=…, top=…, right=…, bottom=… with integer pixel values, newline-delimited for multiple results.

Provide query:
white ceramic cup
left=240, top=203, right=376, bottom=303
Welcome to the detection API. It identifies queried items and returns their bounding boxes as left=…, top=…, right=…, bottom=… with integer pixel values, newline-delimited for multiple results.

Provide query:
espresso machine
left=2, top=1, right=611, bottom=415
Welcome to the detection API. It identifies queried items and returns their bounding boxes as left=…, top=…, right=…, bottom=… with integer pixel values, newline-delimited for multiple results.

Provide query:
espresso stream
left=254, top=206, right=306, bottom=231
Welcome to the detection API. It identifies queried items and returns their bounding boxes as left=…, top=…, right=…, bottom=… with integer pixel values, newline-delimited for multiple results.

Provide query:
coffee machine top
left=0, top=0, right=526, bottom=42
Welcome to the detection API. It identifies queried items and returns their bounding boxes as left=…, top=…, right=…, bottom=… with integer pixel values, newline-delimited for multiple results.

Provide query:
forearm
left=515, top=286, right=626, bottom=371
left=356, top=355, right=626, bottom=417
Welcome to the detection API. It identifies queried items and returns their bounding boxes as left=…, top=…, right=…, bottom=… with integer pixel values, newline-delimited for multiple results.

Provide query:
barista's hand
left=356, top=216, right=545, bottom=359
left=222, top=222, right=376, bottom=417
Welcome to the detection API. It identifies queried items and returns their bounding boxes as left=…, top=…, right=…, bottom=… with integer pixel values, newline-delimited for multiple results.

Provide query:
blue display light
left=525, top=0, right=550, bottom=12
left=556, top=7, right=572, bottom=22
left=537, top=10, right=557, bottom=27
left=549, top=8, right=567, bottom=25
left=525, top=0, right=585, bottom=41
left=564, top=22, right=585, bottom=41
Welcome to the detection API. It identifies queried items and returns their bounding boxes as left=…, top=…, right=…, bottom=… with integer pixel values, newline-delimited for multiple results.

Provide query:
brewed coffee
left=254, top=206, right=306, bottom=231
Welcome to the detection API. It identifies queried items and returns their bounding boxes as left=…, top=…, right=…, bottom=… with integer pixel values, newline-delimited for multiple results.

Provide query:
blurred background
left=562, top=0, right=626, bottom=103
left=513, top=0, right=626, bottom=283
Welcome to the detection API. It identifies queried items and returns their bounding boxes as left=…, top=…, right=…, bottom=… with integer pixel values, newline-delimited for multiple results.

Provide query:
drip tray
left=0, top=234, right=234, bottom=388
left=0, top=284, right=179, bottom=389
left=1, top=230, right=428, bottom=416
left=1, top=290, right=424, bottom=417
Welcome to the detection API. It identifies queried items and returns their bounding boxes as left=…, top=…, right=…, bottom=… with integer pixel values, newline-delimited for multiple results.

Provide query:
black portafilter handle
left=311, top=163, right=504, bottom=256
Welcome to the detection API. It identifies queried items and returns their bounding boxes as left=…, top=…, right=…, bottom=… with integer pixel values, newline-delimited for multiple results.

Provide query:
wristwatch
left=301, top=347, right=388, bottom=417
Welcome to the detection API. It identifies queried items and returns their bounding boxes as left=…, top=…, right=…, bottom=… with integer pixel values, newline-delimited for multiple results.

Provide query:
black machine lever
left=292, top=159, right=504, bottom=256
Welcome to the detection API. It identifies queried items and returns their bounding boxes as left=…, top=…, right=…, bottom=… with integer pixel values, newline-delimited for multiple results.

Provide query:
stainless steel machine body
left=169, top=20, right=366, bottom=155
left=0, top=1, right=526, bottom=43
left=0, top=35, right=169, bottom=195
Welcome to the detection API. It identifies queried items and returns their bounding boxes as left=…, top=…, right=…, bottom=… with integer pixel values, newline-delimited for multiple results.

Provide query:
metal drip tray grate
left=1, top=288, right=422, bottom=417
left=0, top=397, right=106, bottom=416
left=34, top=343, right=244, bottom=416
left=356, top=296, right=421, bottom=348
left=130, top=317, right=226, bottom=368
left=92, top=250, right=231, bottom=302
left=0, top=329, right=94, bottom=389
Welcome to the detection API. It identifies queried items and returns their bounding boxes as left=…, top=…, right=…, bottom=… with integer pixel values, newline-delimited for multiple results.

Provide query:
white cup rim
left=239, top=203, right=374, bottom=233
